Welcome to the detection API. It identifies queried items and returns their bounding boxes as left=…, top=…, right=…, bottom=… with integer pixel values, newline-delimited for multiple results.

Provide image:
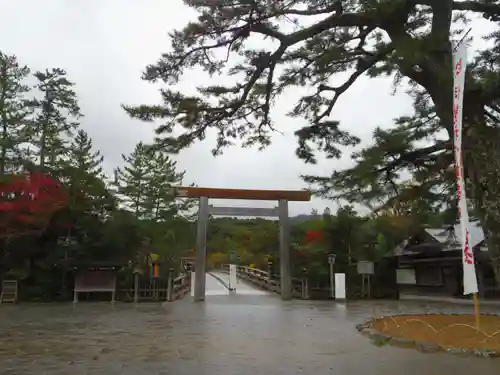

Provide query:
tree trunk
left=0, top=122, right=7, bottom=176
left=465, top=125, right=500, bottom=287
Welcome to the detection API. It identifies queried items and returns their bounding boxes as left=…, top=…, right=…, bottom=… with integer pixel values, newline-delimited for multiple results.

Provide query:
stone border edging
left=355, top=313, right=500, bottom=358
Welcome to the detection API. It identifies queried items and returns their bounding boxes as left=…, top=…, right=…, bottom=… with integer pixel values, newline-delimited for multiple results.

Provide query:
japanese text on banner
left=452, top=43, right=478, bottom=295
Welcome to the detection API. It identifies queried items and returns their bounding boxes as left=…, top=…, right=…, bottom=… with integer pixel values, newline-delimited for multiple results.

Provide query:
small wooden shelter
left=72, top=261, right=127, bottom=303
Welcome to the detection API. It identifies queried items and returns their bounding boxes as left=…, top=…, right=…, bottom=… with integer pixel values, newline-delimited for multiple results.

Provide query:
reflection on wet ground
left=204, top=271, right=271, bottom=296
left=0, top=274, right=499, bottom=375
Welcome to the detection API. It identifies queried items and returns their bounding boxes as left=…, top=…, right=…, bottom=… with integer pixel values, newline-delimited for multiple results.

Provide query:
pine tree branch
left=376, top=140, right=450, bottom=175
left=452, top=1, right=500, bottom=19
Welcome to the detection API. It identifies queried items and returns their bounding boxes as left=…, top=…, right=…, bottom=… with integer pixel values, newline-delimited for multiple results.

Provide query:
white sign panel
left=452, top=43, right=478, bottom=295
left=396, top=268, right=416, bottom=285
left=334, top=273, right=346, bottom=300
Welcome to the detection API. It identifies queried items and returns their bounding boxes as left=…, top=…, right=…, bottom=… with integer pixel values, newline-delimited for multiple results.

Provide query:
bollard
left=133, top=272, right=139, bottom=303
left=267, top=261, right=273, bottom=280
left=301, top=268, right=309, bottom=299
left=303, top=277, right=309, bottom=299
left=167, top=268, right=174, bottom=301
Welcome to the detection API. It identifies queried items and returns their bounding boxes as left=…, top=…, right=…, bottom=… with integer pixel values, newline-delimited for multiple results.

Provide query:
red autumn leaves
left=304, top=231, right=323, bottom=245
left=0, top=172, right=69, bottom=237
left=295, top=231, right=324, bottom=257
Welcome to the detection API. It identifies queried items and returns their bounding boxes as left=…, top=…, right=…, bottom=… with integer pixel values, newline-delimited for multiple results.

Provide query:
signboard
left=74, top=270, right=116, bottom=292
left=357, top=261, right=374, bottom=275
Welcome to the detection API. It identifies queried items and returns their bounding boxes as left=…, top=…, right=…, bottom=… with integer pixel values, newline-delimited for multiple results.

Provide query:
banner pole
left=473, top=292, right=480, bottom=329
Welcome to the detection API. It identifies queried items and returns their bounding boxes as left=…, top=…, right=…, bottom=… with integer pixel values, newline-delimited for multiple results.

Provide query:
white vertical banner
left=452, top=43, right=478, bottom=295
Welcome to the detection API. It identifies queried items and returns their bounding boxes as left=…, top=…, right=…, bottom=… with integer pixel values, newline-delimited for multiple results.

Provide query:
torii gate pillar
left=194, top=196, right=209, bottom=302
left=278, top=199, right=292, bottom=300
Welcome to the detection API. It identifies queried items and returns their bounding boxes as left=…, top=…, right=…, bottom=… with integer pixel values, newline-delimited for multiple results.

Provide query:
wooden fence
left=119, top=272, right=191, bottom=302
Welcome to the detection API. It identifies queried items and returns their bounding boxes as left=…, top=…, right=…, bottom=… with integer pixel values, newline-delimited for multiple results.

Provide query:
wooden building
left=394, top=221, right=499, bottom=299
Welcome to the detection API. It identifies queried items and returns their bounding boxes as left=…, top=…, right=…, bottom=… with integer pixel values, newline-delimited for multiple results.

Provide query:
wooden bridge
left=217, top=264, right=310, bottom=299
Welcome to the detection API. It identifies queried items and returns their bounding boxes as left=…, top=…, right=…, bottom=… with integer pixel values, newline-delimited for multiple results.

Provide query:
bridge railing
left=168, top=272, right=191, bottom=301
left=219, top=264, right=309, bottom=299
left=206, top=271, right=233, bottom=291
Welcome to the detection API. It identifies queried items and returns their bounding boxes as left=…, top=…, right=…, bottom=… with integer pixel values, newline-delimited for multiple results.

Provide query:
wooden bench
left=0, top=280, right=18, bottom=304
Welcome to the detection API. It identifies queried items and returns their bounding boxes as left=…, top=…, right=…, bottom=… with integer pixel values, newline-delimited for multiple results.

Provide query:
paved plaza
left=0, top=274, right=498, bottom=375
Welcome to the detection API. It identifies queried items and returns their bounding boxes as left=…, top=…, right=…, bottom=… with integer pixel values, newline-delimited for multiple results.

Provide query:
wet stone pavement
left=0, top=274, right=499, bottom=375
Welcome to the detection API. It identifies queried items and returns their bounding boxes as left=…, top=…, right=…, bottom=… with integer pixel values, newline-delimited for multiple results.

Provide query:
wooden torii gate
left=175, top=187, right=311, bottom=301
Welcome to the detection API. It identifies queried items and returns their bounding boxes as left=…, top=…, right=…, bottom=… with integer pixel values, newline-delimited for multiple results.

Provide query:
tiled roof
left=424, top=220, right=485, bottom=248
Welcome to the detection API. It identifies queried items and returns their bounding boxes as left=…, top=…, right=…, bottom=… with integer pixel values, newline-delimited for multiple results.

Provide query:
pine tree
left=30, top=68, right=82, bottom=170
left=123, top=0, right=500, bottom=282
left=145, top=148, right=186, bottom=221
left=67, top=129, right=104, bottom=178
left=0, top=52, right=32, bottom=175
left=64, top=129, right=109, bottom=210
left=114, top=142, right=153, bottom=218
left=114, top=142, right=192, bottom=220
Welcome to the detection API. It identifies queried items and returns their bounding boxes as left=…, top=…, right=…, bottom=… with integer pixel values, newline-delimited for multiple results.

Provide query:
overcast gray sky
left=0, top=1, right=492, bottom=215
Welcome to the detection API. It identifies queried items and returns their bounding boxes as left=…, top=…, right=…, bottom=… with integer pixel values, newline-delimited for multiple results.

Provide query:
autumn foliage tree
left=0, top=171, right=69, bottom=238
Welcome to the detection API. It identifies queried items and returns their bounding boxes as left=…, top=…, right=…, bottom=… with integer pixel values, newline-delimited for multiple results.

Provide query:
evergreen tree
left=67, top=129, right=104, bottom=178
left=30, top=68, right=82, bottom=170
left=114, top=142, right=153, bottom=218
left=124, top=0, right=500, bottom=283
left=144, top=148, right=186, bottom=220
left=114, top=142, right=192, bottom=220
left=0, top=52, right=31, bottom=175
left=64, top=129, right=110, bottom=211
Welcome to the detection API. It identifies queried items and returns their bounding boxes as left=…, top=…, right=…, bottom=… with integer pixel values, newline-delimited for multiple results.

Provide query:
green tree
left=114, top=142, right=152, bottom=218
left=124, top=0, right=500, bottom=283
left=67, top=130, right=104, bottom=177
left=63, top=129, right=113, bottom=219
left=30, top=68, right=82, bottom=169
left=206, top=217, right=279, bottom=267
left=143, top=148, right=188, bottom=220
left=327, top=205, right=365, bottom=266
left=114, top=143, right=191, bottom=220
left=0, top=52, right=31, bottom=175
left=373, top=233, right=389, bottom=261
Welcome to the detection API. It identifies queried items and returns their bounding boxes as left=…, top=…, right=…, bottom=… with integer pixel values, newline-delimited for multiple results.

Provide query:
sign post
left=328, top=253, right=336, bottom=299
left=357, top=261, right=374, bottom=298
left=452, top=40, right=480, bottom=328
